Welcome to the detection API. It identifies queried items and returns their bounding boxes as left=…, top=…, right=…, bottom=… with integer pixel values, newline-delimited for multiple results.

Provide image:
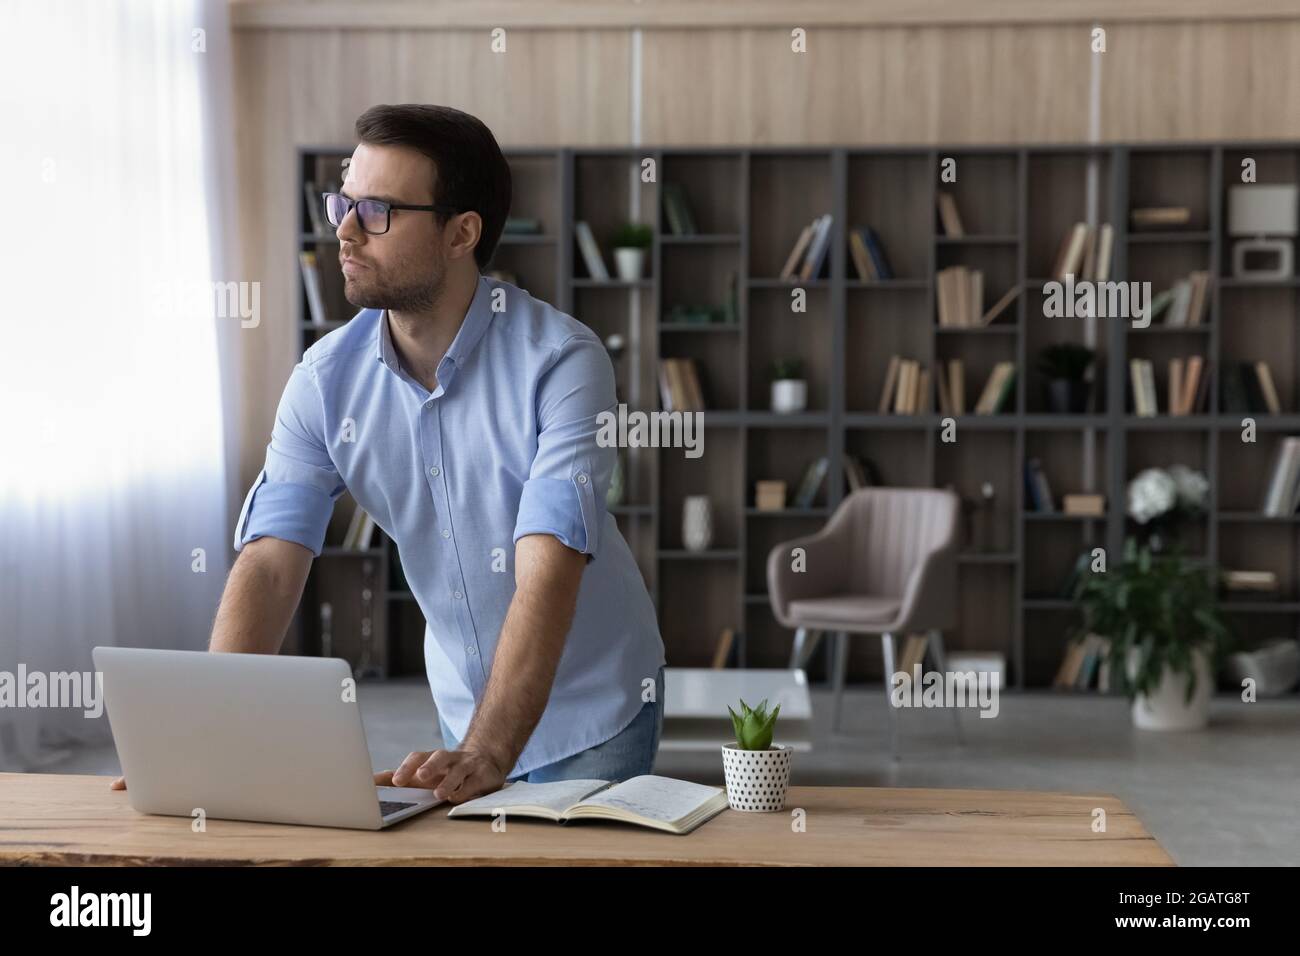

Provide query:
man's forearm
left=209, top=537, right=313, bottom=654
left=459, top=534, right=585, bottom=771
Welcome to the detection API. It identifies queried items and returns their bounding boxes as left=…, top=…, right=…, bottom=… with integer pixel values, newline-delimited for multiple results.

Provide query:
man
left=113, top=104, right=665, bottom=804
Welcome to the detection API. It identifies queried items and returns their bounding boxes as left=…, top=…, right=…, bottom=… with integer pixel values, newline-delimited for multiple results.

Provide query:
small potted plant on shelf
left=769, top=357, right=807, bottom=414
left=1037, top=342, right=1095, bottom=414
left=1073, top=538, right=1231, bottom=731
left=722, top=698, right=790, bottom=811
left=612, top=222, right=653, bottom=280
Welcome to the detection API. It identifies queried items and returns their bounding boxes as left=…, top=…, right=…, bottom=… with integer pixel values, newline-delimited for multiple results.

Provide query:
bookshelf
left=294, top=142, right=1300, bottom=692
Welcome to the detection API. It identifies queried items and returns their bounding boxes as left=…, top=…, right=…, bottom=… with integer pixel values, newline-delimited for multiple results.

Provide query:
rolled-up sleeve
left=512, top=333, right=616, bottom=559
left=234, top=357, right=345, bottom=557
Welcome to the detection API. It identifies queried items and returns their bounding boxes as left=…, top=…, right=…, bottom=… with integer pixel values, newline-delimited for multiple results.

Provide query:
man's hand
left=374, top=747, right=508, bottom=804
left=110, top=776, right=126, bottom=790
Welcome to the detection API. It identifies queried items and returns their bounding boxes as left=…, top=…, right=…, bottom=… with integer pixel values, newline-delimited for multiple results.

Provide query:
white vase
left=614, top=247, right=646, bottom=281
left=770, top=379, right=807, bottom=414
left=1127, top=647, right=1214, bottom=731
left=721, top=743, right=792, bottom=812
left=682, top=495, right=713, bottom=552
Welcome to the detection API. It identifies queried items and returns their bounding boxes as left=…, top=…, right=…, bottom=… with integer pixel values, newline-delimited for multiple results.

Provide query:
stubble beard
left=343, top=257, right=444, bottom=313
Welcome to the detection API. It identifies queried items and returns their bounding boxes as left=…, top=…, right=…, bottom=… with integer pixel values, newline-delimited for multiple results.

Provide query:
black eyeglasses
left=323, top=192, right=460, bottom=236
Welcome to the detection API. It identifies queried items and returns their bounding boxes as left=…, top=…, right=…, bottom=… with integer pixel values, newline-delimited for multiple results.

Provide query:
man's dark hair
left=354, top=104, right=512, bottom=270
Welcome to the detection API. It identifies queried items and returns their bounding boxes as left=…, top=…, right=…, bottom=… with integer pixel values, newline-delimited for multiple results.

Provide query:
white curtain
left=0, top=0, right=239, bottom=769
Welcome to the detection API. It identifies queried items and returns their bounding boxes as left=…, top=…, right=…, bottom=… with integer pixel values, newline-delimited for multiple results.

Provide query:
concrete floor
left=48, top=679, right=1300, bottom=866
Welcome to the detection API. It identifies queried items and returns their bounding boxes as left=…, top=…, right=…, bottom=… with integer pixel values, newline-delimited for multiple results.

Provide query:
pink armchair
left=767, top=486, right=963, bottom=758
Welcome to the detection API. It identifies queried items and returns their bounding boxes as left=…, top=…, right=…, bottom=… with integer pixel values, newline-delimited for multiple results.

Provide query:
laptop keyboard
left=379, top=800, right=417, bottom=817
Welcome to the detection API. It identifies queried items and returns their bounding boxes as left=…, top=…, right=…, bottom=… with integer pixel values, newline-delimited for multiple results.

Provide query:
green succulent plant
left=727, top=697, right=781, bottom=750
left=768, top=357, right=803, bottom=382
left=612, top=222, right=653, bottom=249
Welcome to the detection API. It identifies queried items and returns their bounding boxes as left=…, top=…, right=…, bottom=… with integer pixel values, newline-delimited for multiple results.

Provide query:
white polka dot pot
left=721, top=743, right=791, bottom=812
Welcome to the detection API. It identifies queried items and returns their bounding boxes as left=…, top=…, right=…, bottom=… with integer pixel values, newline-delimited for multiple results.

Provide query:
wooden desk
left=0, top=773, right=1172, bottom=866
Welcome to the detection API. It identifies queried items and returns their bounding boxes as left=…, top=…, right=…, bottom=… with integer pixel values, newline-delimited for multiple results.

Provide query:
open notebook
left=446, top=775, right=728, bottom=835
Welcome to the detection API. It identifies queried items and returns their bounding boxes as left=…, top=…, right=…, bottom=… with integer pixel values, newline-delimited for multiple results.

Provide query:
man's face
left=336, top=143, right=445, bottom=312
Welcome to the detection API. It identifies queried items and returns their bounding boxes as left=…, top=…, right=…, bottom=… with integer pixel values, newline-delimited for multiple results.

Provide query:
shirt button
left=453, top=590, right=463, bottom=600
left=430, top=466, right=440, bottom=477
left=441, top=529, right=451, bottom=539
left=576, top=473, right=588, bottom=485
left=466, top=645, right=477, bottom=657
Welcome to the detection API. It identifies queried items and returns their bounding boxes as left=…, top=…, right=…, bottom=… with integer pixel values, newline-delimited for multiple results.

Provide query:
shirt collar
left=375, top=275, right=494, bottom=389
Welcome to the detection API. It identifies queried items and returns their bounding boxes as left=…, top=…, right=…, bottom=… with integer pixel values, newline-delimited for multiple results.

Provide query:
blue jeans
left=437, top=665, right=664, bottom=783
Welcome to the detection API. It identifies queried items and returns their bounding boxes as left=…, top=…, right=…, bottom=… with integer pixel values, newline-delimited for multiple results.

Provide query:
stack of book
left=936, top=267, right=1021, bottom=327
left=779, top=213, right=834, bottom=281
left=1221, top=361, right=1283, bottom=414
left=1261, top=437, right=1300, bottom=516
left=299, top=251, right=329, bottom=326
left=1147, top=271, right=1210, bottom=327
left=574, top=221, right=609, bottom=279
left=661, top=183, right=697, bottom=236
left=847, top=226, right=894, bottom=281
left=1129, top=356, right=1208, bottom=416
left=877, top=356, right=931, bottom=414
left=973, top=362, right=1017, bottom=414
left=1053, top=634, right=1112, bottom=692
left=657, top=358, right=706, bottom=411
left=1221, top=569, right=1280, bottom=599
left=1050, top=222, right=1114, bottom=281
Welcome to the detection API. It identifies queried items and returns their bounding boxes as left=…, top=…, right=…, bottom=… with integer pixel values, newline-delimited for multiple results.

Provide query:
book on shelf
left=799, top=213, right=834, bottom=280
left=299, top=251, right=328, bottom=326
left=1059, top=551, right=1091, bottom=599
left=936, top=267, right=1017, bottom=327
left=755, top=480, right=787, bottom=511
left=1053, top=633, right=1112, bottom=692
left=710, top=628, right=736, bottom=668
left=1050, top=222, right=1115, bottom=282
left=885, top=358, right=928, bottom=415
left=340, top=502, right=376, bottom=551
left=1261, top=436, right=1300, bottom=516
left=778, top=213, right=834, bottom=281
left=303, top=180, right=325, bottom=234
left=935, top=191, right=964, bottom=237
left=973, top=361, right=1016, bottom=414
left=1156, top=271, right=1210, bottom=327
left=574, top=221, right=609, bottom=280
left=843, top=453, right=880, bottom=492
left=1063, top=493, right=1105, bottom=517
left=661, top=182, right=697, bottom=236
left=948, top=360, right=966, bottom=415
left=878, top=355, right=902, bottom=413
left=1024, top=458, right=1056, bottom=513
left=1130, top=206, right=1192, bottom=230
left=793, top=457, right=830, bottom=508
left=657, top=358, right=706, bottom=412
left=502, top=217, right=543, bottom=235
left=848, top=225, right=894, bottom=281
left=1128, top=359, right=1157, bottom=416
left=1220, top=569, right=1279, bottom=596
left=445, top=776, right=728, bottom=835
left=1222, top=361, right=1283, bottom=414
left=1051, top=222, right=1089, bottom=280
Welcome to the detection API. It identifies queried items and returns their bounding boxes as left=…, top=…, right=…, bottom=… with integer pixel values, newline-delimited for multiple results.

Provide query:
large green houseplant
left=1073, top=538, right=1231, bottom=729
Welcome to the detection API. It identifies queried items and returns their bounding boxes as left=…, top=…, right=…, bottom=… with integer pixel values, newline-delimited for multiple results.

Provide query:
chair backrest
left=838, top=487, right=959, bottom=597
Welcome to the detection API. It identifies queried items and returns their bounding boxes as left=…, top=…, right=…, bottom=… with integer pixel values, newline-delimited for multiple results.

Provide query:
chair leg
left=880, top=631, right=900, bottom=761
left=928, top=628, right=964, bottom=746
left=830, top=632, right=849, bottom=732
left=789, top=628, right=824, bottom=670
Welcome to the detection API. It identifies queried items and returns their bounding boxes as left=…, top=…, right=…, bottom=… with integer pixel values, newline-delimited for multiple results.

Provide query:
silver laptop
left=94, top=647, right=443, bottom=830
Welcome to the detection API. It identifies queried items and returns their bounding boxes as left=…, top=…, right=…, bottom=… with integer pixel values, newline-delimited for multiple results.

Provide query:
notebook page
left=450, top=779, right=609, bottom=816
left=575, top=775, right=723, bottom=824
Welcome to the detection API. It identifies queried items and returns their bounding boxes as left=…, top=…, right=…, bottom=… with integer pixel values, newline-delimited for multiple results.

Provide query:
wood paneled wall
left=228, top=2, right=1300, bottom=490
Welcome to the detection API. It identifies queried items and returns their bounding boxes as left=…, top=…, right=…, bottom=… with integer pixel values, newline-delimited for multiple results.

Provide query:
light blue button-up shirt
left=234, top=275, right=665, bottom=777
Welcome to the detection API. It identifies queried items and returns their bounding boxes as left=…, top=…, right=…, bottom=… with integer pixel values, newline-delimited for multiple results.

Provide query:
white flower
left=1127, top=468, right=1178, bottom=524
left=1168, top=464, right=1209, bottom=512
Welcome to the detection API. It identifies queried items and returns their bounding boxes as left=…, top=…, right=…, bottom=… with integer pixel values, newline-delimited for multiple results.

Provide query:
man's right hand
left=110, top=776, right=126, bottom=790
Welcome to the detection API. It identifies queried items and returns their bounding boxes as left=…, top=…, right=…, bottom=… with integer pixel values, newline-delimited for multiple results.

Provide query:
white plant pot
left=682, top=495, right=713, bottom=552
left=771, top=379, right=807, bottom=414
left=721, top=743, right=791, bottom=812
left=1127, top=647, right=1214, bottom=731
left=613, top=247, right=646, bottom=281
